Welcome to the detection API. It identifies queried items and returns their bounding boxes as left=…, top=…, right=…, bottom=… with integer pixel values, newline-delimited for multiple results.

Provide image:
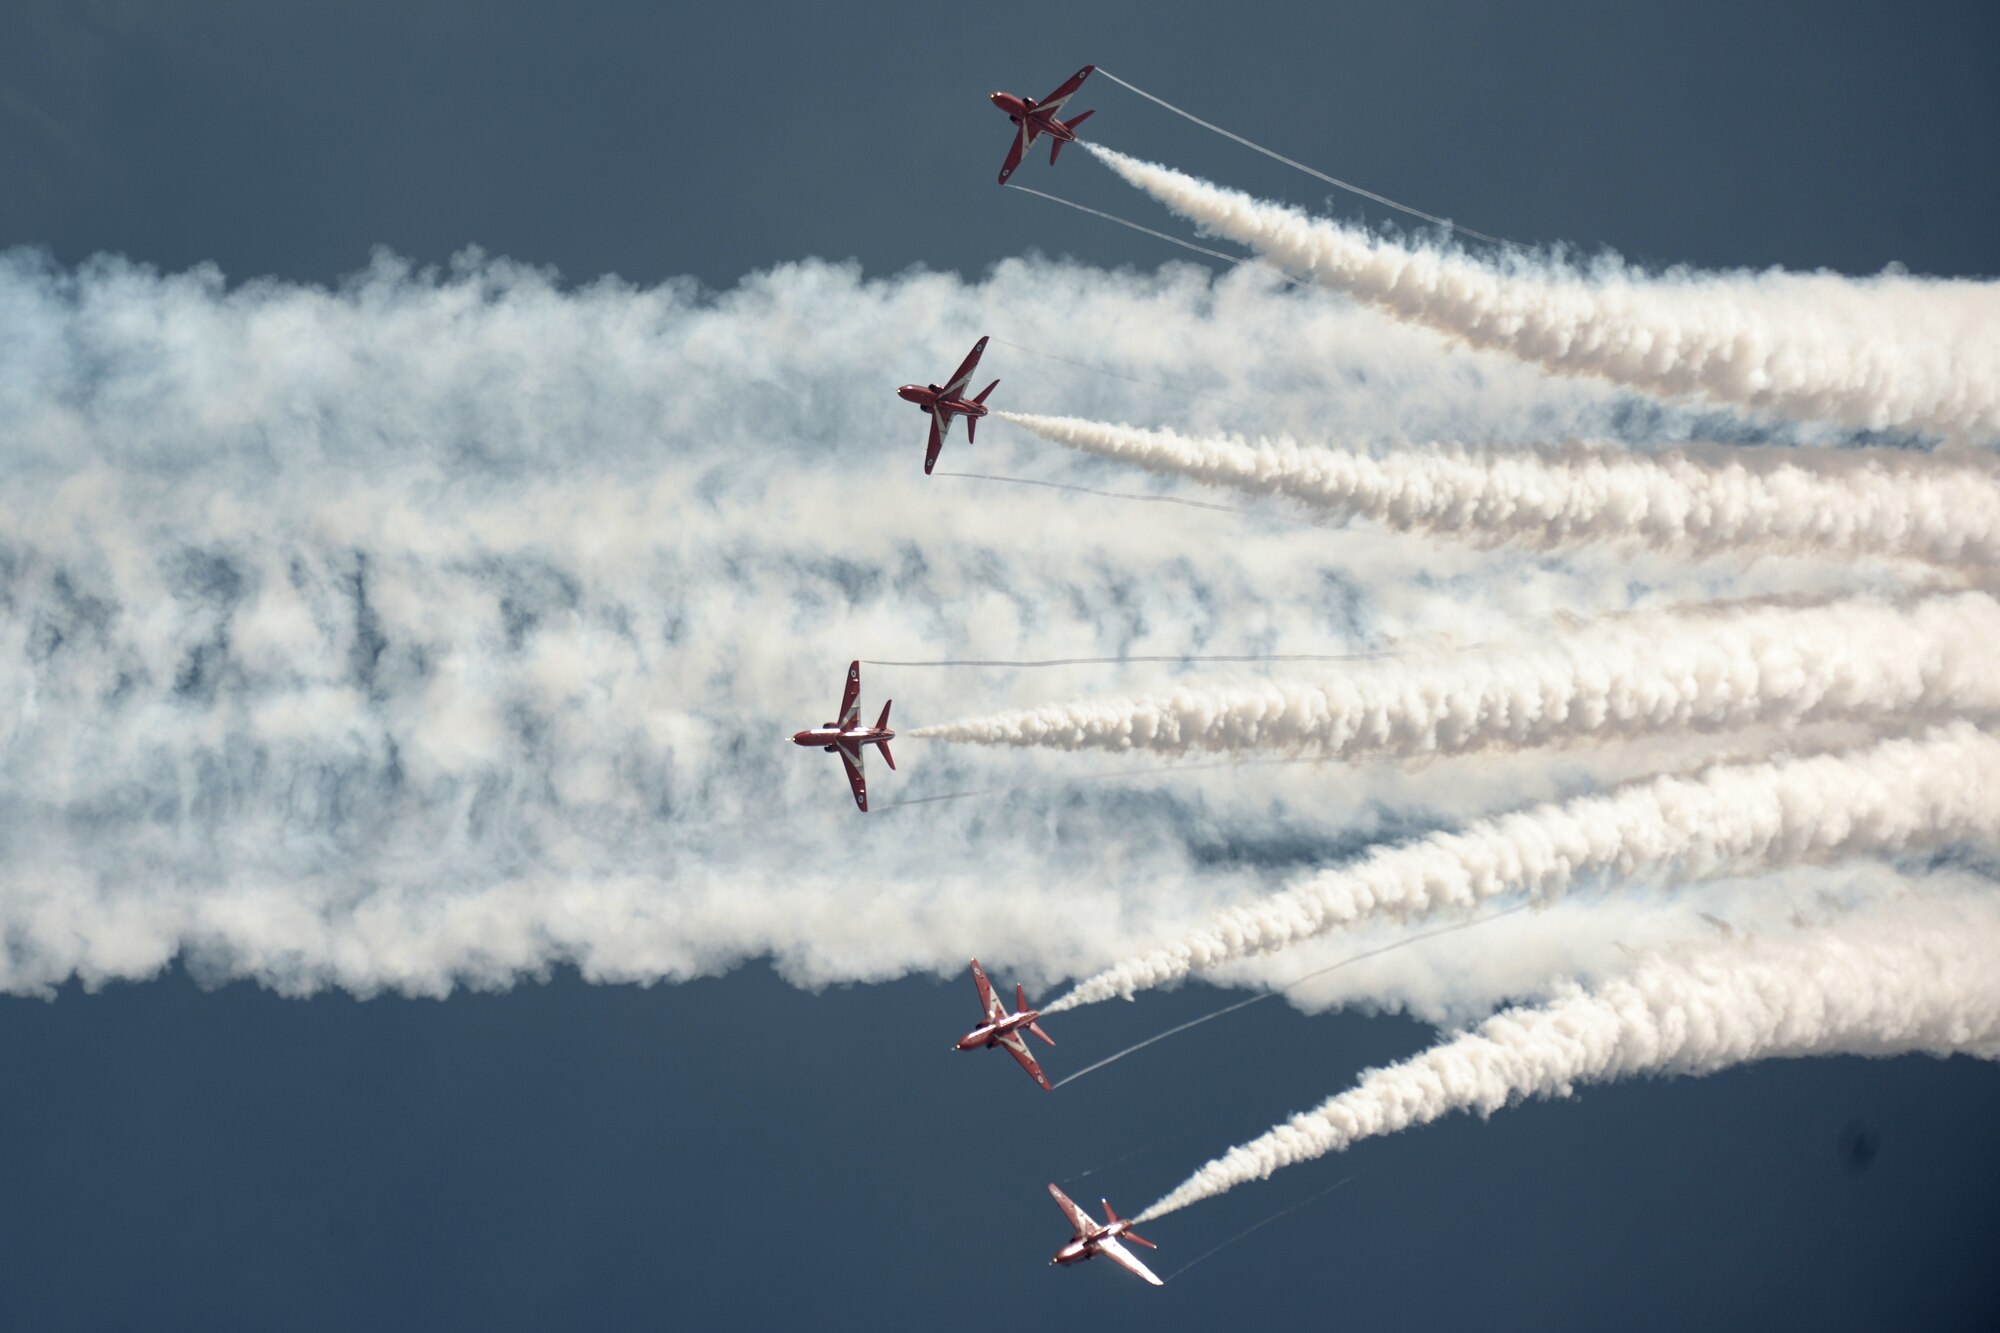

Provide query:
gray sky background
left=2, top=2, right=1997, bottom=1329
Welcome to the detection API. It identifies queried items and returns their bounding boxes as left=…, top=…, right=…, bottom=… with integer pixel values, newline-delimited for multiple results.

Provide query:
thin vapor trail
left=865, top=652, right=1392, bottom=668
left=1056, top=724, right=2000, bottom=1008
left=1086, top=145, right=2000, bottom=442
left=873, top=754, right=1340, bottom=812
left=987, top=340, right=1234, bottom=407
left=919, top=595, right=2000, bottom=760
left=996, top=411, right=2000, bottom=564
left=931, top=469, right=1315, bottom=524
left=1046, top=905, right=1530, bottom=1073
left=1003, top=183, right=1250, bottom=267
left=1160, top=1174, right=1357, bottom=1282
left=1095, top=68, right=1517, bottom=247
left=1058, top=1132, right=1194, bottom=1185
left=1137, top=893, right=2000, bottom=1220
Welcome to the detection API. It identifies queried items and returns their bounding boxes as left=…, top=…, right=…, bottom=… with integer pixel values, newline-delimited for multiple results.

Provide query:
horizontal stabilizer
left=1028, top=1020, right=1054, bottom=1048
left=876, top=739, right=895, bottom=770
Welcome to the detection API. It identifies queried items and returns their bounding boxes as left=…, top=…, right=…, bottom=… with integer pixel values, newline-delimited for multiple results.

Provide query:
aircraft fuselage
left=791, top=724, right=894, bottom=750
left=954, top=1006, right=1042, bottom=1052
left=897, top=383, right=989, bottom=423
left=1051, top=1220, right=1138, bottom=1267
left=989, top=92, right=1079, bottom=143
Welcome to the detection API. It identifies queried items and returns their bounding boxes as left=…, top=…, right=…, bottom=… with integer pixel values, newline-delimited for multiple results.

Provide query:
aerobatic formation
left=771, top=61, right=2000, bottom=1288
left=4, top=53, right=1991, bottom=1299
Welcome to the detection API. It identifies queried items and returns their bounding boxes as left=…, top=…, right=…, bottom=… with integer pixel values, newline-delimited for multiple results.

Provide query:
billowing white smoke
left=1137, top=891, right=2000, bottom=1220
left=1051, top=724, right=2000, bottom=1009
left=1085, top=145, right=2000, bottom=444
left=918, top=594, right=2000, bottom=758
left=997, top=411, right=2000, bottom=564
left=0, top=248, right=1653, bottom=998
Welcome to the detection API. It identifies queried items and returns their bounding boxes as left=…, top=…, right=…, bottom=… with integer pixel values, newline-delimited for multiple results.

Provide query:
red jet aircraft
left=1047, top=1184, right=1163, bottom=1287
left=990, top=64, right=1096, bottom=185
left=896, top=336, right=999, bottom=474
left=790, top=661, right=894, bottom=812
left=952, top=958, right=1054, bottom=1091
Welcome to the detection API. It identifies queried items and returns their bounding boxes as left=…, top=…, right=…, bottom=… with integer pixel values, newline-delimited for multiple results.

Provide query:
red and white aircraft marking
left=896, top=336, right=998, bottom=475
left=990, top=65, right=1096, bottom=185
left=790, top=660, right=894, bottom=812
left=952, top=958, right=1055, bottom=1092
left=1047, top=1183, right=1163, bottom=1287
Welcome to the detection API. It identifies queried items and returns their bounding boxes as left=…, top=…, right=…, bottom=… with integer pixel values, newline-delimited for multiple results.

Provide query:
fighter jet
left=896, top=336, right=999, bottom=475
left=952, top=958, right=1054, bottom=1091
left=790, top=660, right=894, bottom=812
left=990, top=65, right=1096, bottom=185
left=1047, top=1184, right=1163, bottom=1287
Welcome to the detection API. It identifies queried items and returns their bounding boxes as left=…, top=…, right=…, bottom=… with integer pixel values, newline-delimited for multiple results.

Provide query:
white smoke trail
left=1137, top=891, right=2000, bottom=1220
left=1085, top=145, right=2000, bottom=443
left=1094, top=67, right=1517, bottom=247
left=1050, top=724, right=2000, bottom=1009
left=996, top=411, right=2000, bottom=564
left=918, top=594, right=2000, bottom=759
left=0, top=247, right=1663, bottom=999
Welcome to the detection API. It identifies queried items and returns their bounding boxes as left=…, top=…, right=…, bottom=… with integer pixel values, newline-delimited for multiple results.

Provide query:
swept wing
left=1037, top=64, right=1095, bottom=115
left=941, top=337, right=988, bottom=397
left=838, top=740, right=867, bottom=812
left=1098, top=1236, right=1164, bottom=1287
left=1000, top=1030, right=1054, bottom=1092
left=1048, top=1183, right=1094, bottom=1234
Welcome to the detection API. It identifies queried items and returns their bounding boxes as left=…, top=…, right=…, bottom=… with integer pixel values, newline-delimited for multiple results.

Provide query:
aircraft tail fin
left=1103, top=1200, right=1155, bottom=1247
left=969, top=381, right=999, bottom=444
left=1052, top=109, right=1096, bottom=162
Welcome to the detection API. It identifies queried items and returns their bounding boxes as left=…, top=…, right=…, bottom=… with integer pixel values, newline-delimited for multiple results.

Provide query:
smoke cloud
left=0, top=246, right=1697, bottom=998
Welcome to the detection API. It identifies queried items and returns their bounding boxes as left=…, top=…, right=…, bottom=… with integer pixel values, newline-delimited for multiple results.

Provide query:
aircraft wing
left=1047, top=1183, right=1094, bottom=1234
left=997, top=125, right=1027, bottom=184
left=838, top=660, right=861, bottom=727
left=837, top=740, right=867, bottom=812
left=1037, top=64, right=1095, bottom=115
left=1098, top=1235, right=1165, bottom=1287
left=942, top=336, right=988, bottom=397
left=970, top=958, right=1005, bottom=1020
left=999, top=1030, right=1054, bottom=1092
left=924, top=408, right=952, bottom=474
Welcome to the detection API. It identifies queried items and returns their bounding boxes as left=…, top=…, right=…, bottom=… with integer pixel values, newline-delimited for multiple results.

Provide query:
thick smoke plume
left=1085, top=145, right=2000, bottom=443
left=1052, top=725, right=2000, bottom=1009
left=1139, top=892, right=2000, bottom=1219
left=997, top=411, right=2000, bottom=564
left=0, top=248, right=1646, bottom=998
left=919, top=594, right=2000, bottom=759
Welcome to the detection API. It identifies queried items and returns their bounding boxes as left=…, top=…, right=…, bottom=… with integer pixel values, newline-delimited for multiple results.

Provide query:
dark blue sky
left=3, top=2, right=1998, bottom=1328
